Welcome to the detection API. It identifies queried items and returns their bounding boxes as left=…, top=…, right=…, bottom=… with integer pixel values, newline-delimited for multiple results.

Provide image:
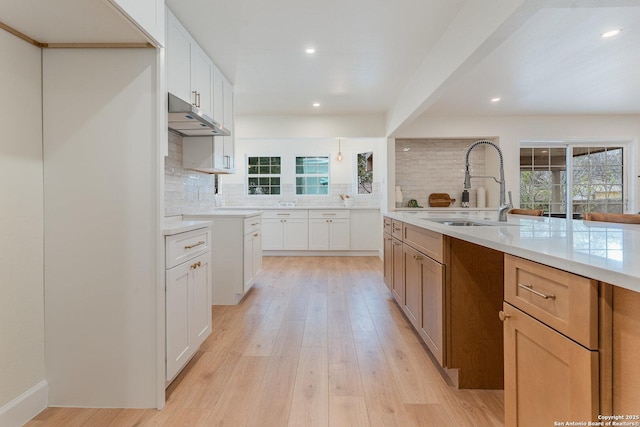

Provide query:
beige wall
left=0, top=30, right=47, bottom=422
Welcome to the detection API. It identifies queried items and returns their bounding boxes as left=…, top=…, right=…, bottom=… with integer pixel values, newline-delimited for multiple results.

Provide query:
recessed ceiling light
left=601, top=29, right=621, bottom=38
left=305, top=48, right=316, bottom=54
left=491, top=97, right=501, bottom=103
left=312, top=102, right=320, bottom=107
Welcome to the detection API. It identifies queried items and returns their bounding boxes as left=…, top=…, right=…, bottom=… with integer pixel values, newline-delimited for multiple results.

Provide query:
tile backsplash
left=165, top=132, right=216, bottom=216
left=395, top=138, right=487, bottom=208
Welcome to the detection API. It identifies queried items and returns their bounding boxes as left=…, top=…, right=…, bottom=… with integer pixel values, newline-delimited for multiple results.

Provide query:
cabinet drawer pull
left=251, top=222, right=259, bottom=226
left=184, top=241, right=206, bottom=249
left=190, top=261, right=201, bottom=269
left=413, top=255, right=423, bottom=260
left=253, top=233, right=259, bottom=237
left=393, top=226, right=401, bottom=231
left=322, top=213, right=336, bottom=216
left=277, top=213, right=290, bottom=216
left=518, top=283, right=556, bottom=300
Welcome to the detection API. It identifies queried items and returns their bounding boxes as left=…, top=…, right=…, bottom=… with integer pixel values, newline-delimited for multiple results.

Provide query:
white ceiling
left=2, top=1, right=639, bottom=124
left=165, top=0, right=640, bottom=120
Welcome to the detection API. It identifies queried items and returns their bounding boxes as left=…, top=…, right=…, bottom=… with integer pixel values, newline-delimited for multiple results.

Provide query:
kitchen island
left=383, top=210, right=640, bottom=425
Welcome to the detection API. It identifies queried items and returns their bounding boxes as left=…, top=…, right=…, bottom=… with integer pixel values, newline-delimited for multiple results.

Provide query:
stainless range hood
left=168, top=93, right=230, bottom=137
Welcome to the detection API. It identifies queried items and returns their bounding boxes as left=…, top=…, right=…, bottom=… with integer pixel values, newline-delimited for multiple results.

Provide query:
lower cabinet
left=402, top=242, right=445, bottom=365
left=308, top=210, right=350, bottom=250
left=502, top=303, right=599, bottom=426
left=261, top=210, right=308, bottom=250
left=243, top=227, right=262, bottom=291
left=502, top=254, right=600, bottom=425
left=383, top=232, right=393, bottom=291
left=166, top=250, right=211, bottom=383
left=391, top=238, right=404, bottom=304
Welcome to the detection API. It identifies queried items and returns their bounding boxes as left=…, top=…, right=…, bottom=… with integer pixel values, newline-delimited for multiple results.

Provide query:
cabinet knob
left=191, top=261, right=201, bottom=270
left=498, top=311, right=510, bottom=321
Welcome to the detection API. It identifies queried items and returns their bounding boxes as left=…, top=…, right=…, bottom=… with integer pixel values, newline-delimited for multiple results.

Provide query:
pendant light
left=337, top=138, right=343, bottom=161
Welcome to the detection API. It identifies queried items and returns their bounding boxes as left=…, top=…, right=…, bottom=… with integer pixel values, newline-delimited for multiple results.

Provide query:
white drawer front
left=166, top=227, right=211, bottom=269
left=244, top=216, right=262, bottom=235
left=261, top=210, right=308, bottom=219
left=309, top=209, right=350, bottom=219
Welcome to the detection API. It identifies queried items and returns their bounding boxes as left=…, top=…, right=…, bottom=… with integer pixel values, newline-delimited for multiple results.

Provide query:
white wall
left=0, top=30, right=47, bottom=426
left=220, top=137, right=384, bottom=208
left=396, top=114, right=640, bottom=212
left=236, top=113, right=386, bottom=139
left=42, top=48, right=160, bottom=408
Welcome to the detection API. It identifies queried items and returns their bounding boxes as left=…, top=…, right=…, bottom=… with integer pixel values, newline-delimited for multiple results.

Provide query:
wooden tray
left=429, top=193, right=455, bottom=207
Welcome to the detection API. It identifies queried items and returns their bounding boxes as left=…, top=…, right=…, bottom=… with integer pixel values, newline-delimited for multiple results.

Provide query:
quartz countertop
left=163, top=218, right=212, bottom=236
left=216, top=206, right=379, bottom=211
left=184, top=210, right=262, bottom=219
left=385, top=210, right=640, bottom=293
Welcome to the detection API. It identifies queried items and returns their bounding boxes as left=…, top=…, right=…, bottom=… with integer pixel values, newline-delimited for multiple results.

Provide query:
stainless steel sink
left=430, top=220, right=488, bottom=226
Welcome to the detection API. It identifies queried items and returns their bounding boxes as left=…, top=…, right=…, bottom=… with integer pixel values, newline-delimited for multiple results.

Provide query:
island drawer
left=504, top=254, right=598, bottom=349
left=402, top=223, right=443, bottom=263
left=244, top=216, right=261, bottom=234
left=165, top=227, right=211, bottom=269
left=391, top=219, right=404, bottom=240
left=383, top=216, right=392, bottom=235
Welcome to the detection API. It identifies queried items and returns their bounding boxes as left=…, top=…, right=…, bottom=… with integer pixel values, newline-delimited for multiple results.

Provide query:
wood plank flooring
left=26, top=256, right=504, bottom=426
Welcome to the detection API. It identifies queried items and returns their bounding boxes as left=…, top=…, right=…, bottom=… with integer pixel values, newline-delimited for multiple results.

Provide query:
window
left=247, top=156, right=281, bottom=195
left=295, top=156, right=329, bottom=195
left=357, top=152, right=373, bottom=194
left=520, top=145, right=626, bottom=218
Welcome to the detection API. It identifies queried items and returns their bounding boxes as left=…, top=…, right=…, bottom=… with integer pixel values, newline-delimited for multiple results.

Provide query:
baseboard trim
left=0, top=380, right=48, bottom=427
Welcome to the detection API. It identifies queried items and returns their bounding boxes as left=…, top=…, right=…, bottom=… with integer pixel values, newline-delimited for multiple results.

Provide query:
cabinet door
left=166, top=262, right=192, bottom=380
left=308, top=218, right=330, bottom=250
left=222, top=78, right=234, bottom=172
left=261, top=219, right=284, bottom=250
left=420, top=255, right=444, bottom=365
left=212, top=66, right=224, bottom=126
left=252, top=231, right=262, bottom=277
left=329, top=218, right=350, bottom=250
left=391, top=238, right=404, bottom=304
left=190, top=44, right=213, bottom=117
left=284, top=219, right=308, bottom=250
left=403, top=244, right=422, bottom=330
left=166, top=11, right=191, bottom=103
left=191, top=253, right=211, bottom=348
left=383, top=234, right=393, bottom=290
left=502, top=303, right=599, bottom=426
left=243, top=232, right=254, bottom=291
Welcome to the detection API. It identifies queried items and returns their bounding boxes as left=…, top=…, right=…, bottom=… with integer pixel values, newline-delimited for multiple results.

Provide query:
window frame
left=246, top=155, right=282, bottom=196
left=294, top=154, right=331, bottom=196
left=519, top=140, right=632, bottom=217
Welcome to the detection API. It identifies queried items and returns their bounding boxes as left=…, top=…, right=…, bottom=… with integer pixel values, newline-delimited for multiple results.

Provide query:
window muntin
left=247, top=156, right=281, bottom=195
left=295, top=156, right=329, bottom=195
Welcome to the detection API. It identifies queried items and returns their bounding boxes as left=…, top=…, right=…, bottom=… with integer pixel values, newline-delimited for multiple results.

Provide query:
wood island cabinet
left=502, top=254, right=600, bottom=425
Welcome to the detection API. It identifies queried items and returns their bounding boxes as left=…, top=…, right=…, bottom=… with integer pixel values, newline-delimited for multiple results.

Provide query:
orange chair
left=508, top=208, right=544, bottom=217
left=583, top=212, right=640, bottom=224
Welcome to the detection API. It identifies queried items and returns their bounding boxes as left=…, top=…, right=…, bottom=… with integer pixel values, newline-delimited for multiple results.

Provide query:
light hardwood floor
left=26, top=256, right=504, bottom=426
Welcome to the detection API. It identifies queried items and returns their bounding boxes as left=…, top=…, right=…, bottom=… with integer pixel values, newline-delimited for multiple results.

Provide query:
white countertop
left=163, top=218, right=212, bottom=236
left=385, top=210, right=640, bottom=293
left=216, top=206, right=379, bottom=211
left=184, top=210, right=262, bottom=219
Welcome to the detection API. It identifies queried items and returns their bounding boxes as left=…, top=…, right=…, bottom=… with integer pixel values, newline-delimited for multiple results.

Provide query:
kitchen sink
left=424, top=218, right=517, bottom=227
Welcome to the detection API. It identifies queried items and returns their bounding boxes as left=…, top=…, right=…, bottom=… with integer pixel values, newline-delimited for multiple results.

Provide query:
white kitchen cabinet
left=221, top=77, right=235, bottom=172
left=262, top=210, right=309, bottom=250
left=166, top=8, right=213, bottom=117
left=183, top=136, right=232, bottom=173
left=187, top=213, right=262, bottom=305
left=308, top=210, right=350, bottom=250
left=107, top=0, right=165, bottom=47
left=165, top=227, right=212, bottom=383
left=350, top=209, right=381, bottom=252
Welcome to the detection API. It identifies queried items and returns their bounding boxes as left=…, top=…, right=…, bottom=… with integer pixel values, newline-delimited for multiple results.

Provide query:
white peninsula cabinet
left=308, top=210, right=350, bottom=250
left=164, top=224, right=212, bottom=384
left=262, top=210, right=309, bottom=250
left=186, top=212, right=262, bottom=305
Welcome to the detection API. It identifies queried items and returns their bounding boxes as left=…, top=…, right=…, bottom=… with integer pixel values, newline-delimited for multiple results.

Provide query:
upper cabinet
left=166, top=9, right=214, bottom=118
left=167, top=7, right=236, bottom=173
left=107, top=0, right=165, bottom=46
